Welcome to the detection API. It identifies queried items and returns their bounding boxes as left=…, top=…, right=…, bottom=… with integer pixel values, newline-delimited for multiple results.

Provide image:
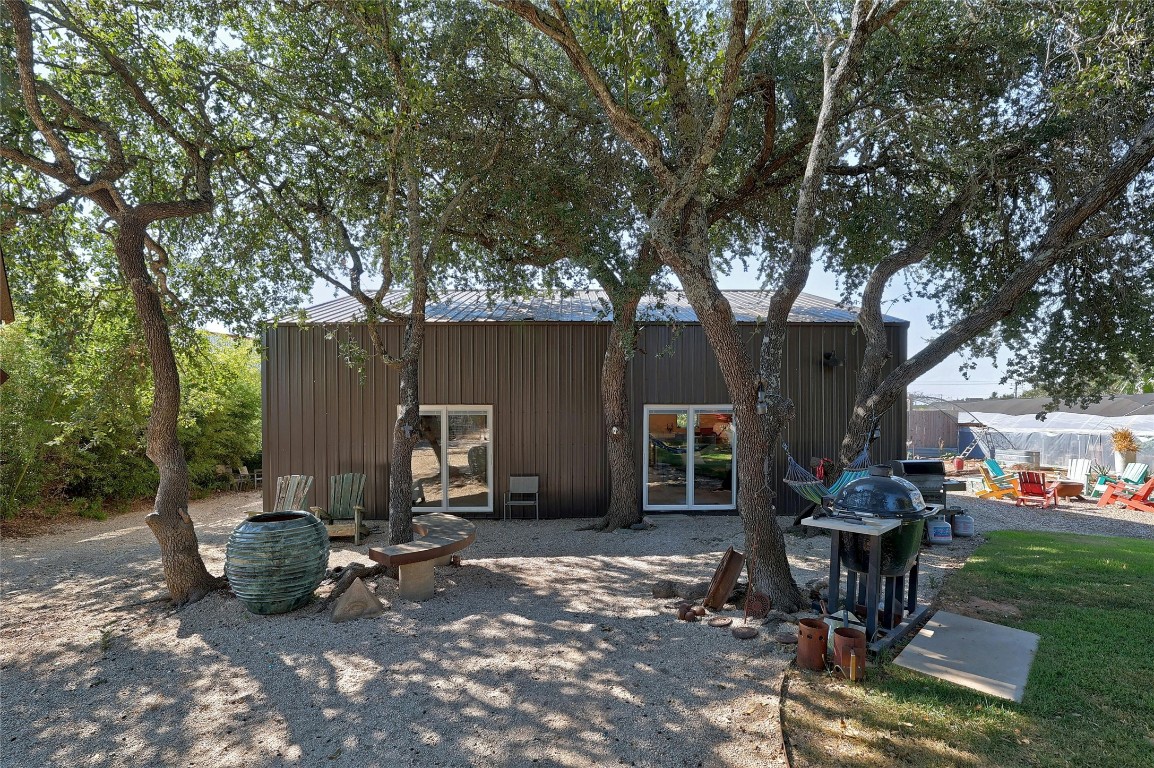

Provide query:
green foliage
left=0, top=312, right=262, bottom=519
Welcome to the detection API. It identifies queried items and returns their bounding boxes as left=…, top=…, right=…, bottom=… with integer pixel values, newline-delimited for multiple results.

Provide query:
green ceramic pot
left=225, top=511, right=329, bottom=615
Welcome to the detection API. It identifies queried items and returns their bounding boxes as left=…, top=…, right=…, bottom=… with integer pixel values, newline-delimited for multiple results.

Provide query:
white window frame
left=413, top=404, right=494, bottom=513
left=642, top=404, right=736, bottom=511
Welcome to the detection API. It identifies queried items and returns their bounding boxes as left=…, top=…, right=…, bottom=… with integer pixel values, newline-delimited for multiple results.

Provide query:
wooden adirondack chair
left=977, top=465, right=1017, bottom=500
left=267, top=474, right=313, bottom=513
left=1063, top=458, right=1093, bottom=493
left=310, top=473, right=367, bottom=545
left=1088, top=462, right=1149, bottom=498
left=984, top=458, right=1010, bottom=479
left=1013, top=471, right=1057, bottom=508
left=1097, top=477, right=1154, bottom=512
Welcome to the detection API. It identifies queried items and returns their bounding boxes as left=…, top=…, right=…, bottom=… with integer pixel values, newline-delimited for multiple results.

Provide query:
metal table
left=802, top=515, right=932, bottom=651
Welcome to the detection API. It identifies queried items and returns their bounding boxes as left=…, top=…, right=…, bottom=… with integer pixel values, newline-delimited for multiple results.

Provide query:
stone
left=331, top=578, right=388, bottom=623
left=630, top=523, right=649, bottom=531
left=767, top=610, right=797, bottom=624
left=675, top=581, right=711, bottom=600
left=651, top=580, right=678, bottom=599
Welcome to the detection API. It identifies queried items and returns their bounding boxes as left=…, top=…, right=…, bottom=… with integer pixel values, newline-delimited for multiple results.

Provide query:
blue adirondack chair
left=310, top=473, right=366, bottom=545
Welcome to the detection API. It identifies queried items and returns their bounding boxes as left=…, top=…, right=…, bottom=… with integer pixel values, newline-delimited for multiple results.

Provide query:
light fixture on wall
left=821, top=351, right=844, bottom=368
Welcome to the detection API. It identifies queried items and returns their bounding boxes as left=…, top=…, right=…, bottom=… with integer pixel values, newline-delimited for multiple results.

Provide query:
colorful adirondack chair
left=1088, top=462, right=1149, bottom=498
left=1013, top=471, right=1057, bottom=508
left=1096, top=477, right=1154, bottom=513
left=984, top=458, right=1011, bottom=480
left=977, top=465, right=1017, bottom=500
left=310, top=473, right=367, bottom=545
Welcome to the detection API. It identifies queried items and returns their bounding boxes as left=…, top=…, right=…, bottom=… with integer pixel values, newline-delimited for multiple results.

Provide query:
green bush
left=0, top=315, right=262, bottom=519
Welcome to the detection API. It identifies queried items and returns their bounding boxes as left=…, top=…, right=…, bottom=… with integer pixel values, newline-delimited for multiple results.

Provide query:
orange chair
left=1097, top=477, right=1154, bottom=513
left=1013, top=471, right=1057, bottom=508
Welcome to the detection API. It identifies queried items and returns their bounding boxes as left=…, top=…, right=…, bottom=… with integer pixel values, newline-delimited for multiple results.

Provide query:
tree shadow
left=2, top=517, right=795, bottom=767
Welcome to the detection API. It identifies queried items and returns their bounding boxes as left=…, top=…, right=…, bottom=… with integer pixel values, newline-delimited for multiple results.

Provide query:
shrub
left=0, top=313, right=262, bottom=519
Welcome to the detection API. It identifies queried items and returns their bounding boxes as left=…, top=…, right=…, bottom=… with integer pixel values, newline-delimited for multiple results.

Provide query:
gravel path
left=1, top=488, right=1150, bottom=767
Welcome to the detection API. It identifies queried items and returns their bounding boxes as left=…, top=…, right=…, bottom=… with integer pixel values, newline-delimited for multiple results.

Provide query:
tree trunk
left=388, top=318, right=424, bottom=547
left=654, top=215, right=804, bottom=612
left=593, top=298, right=643, bottom=531
left=116, top=221, right=221, bottom=605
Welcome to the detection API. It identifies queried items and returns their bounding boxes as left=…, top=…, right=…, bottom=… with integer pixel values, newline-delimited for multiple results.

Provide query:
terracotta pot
left=797, top=618, right=829, bottom=671
left=833, top=627, right=867, bottom=681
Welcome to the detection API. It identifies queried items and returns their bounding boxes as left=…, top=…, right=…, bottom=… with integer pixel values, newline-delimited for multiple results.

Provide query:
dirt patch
left=0, top=498, right=149, bottom=539
left=942, top=596, right=1022, bottom=620
left=781, top=671, right=981, bottom=768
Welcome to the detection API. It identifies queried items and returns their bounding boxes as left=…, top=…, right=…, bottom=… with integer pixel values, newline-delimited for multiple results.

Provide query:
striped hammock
left=649, top=436, right=688, bottom=455
left=783, top=444, right=873, bottom=506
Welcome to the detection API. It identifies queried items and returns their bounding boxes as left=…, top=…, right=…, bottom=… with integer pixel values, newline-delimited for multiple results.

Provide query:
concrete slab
left=892, top=610, right=1039, bottom=702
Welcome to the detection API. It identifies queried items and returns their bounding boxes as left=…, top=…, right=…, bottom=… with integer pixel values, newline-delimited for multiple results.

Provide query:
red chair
left=1013, top=471, right=1057, bottom=508
left=1098, top=477, right=1154, bottom=513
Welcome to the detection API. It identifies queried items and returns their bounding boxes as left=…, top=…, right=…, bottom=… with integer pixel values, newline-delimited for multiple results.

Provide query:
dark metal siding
left=263, top=320, right=907, bottom=520
left=263, top=323, right=608, bottom=519
left=626, top=323, right=908, bottom=519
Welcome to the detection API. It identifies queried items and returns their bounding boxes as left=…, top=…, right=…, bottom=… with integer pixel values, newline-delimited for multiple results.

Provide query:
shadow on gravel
left=1, top=524, right=788, bottom=768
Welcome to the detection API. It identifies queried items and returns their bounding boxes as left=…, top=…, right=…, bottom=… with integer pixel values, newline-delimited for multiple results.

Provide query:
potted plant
left=1111, top=428, right=1141, bottom=474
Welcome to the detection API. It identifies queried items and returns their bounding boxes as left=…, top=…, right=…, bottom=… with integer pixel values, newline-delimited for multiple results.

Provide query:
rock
left=767, top=610, right=797, bottom=624
left=675, top=581, right=711, bottom=600
left=630, top=523, right=649, bottom=531
left=651, top=580, right=678, bottom=599
left=331, top=578, right=388, bottom=623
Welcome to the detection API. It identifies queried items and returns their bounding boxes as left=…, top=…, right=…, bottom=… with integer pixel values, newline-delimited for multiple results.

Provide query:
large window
left=644, top=405, right=736, bottom=510
left=411, top=405, right=492, bottom=513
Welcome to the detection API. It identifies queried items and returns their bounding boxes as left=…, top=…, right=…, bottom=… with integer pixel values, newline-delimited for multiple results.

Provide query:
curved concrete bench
left=368, top=512, right=476, bottom=601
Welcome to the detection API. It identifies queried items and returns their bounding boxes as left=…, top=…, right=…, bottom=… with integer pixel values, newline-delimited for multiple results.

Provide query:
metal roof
left=284, top=289, right=907, bottom=326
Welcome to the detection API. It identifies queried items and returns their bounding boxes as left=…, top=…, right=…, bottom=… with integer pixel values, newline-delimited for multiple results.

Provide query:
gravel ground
left=1, top=488, right=1150, bottom=768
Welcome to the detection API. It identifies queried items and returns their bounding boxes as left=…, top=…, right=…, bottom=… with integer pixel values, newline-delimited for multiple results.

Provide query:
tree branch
left=491, top=0, right=675, bottom=187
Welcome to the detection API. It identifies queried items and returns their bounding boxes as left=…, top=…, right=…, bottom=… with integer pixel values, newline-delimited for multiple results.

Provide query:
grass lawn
left=782, top=531, right=1154, bottom=768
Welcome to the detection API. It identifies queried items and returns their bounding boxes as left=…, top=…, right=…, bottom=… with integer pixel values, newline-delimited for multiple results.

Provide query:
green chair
left=310, top=473, right=366, bottom=545
left=1088, top=462, right=1149, bottom=498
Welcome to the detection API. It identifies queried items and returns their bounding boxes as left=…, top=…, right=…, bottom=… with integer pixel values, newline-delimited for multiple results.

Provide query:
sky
left=716, top=265, right=1013, bottom=401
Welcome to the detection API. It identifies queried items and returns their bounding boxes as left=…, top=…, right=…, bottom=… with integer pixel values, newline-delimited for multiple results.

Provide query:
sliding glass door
left=412, top=405, right=492, bottom=513
left=644, top=405, right=735, bottom=510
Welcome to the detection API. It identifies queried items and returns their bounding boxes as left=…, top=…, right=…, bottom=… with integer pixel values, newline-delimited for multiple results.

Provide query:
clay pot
left=833, top=627, right=867, bottom=681
left=796, top=618, right=829, bottom=671
left=225, top=511, right=329, bottom=615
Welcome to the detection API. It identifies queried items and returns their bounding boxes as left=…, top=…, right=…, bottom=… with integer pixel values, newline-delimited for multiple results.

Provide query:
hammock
left=782, top=443, right=873, bottom=507
left=649, top=436, right=688, bottom=455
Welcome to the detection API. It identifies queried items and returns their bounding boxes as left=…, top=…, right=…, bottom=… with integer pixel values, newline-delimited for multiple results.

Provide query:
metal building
left=262, top=290, right=908, bottom=520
